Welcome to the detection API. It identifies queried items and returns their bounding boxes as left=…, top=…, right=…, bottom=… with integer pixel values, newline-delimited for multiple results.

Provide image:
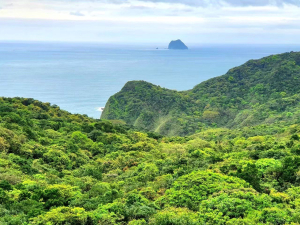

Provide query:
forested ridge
left=3, top=96, right=300, bottom=224
left=101, top=51, right=300, bottom=136
left=3, top=51, right=300, bottom=224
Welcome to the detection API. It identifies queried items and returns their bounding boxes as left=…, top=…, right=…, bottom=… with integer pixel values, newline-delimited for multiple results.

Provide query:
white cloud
left=0, top=0, right=300, bottom=44
left=135, top=0, right=300, bottom=7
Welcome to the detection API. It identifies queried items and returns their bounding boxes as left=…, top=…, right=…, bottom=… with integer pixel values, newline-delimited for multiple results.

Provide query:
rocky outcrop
left=168, top=39, right=188, bottom=50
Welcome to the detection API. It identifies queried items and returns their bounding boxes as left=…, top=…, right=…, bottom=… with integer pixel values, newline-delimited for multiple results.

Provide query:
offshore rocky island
left=168, top=39, right=188, bottom=50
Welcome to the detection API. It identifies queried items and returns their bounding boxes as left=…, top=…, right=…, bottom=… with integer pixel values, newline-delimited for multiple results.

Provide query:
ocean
left=1, top=42, right=300, bottom=118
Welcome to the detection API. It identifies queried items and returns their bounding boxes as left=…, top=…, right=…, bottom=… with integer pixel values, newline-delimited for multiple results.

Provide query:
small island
left=168, top=39, right=188, bottom=50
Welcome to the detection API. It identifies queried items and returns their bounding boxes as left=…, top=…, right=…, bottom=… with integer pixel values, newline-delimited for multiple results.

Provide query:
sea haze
left=1, top=42, right=300, bottom=118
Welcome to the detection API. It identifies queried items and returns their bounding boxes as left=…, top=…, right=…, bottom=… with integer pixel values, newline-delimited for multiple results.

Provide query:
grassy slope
left=101, top=51, right=300, bottom=136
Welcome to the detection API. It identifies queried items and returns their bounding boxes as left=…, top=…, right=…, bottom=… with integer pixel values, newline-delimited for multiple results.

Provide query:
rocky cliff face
left=168, top=39, right=188, bottom=50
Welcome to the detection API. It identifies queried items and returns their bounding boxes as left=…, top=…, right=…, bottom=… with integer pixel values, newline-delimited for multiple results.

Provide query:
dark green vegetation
left=2, top=96, right=300, bottom=224
left=102, top=51, right=300, bottom=136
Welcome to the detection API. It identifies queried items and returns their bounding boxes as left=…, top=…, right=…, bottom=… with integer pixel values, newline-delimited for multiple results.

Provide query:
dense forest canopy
left=101, top=51, right=300, bottom=136
left=3, top=51, right=300, bottom=224
left=2, top=93, right=300, bottom=224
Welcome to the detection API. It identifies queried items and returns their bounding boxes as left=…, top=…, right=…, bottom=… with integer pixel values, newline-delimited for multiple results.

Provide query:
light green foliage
left=30, top=207, right=88, bottom=225
left=199, top=188, right=273, bottom=224
left=43, top=147, right=72, bottom=171
left=255, top=158, right=282, bottom=176
left=159, top=171, right=249, bottom=210
left=149, top=207, right=201, bottom=225
left=128, top=219, right=147, bottom=225
left=136, top=163, right=159, bottom=183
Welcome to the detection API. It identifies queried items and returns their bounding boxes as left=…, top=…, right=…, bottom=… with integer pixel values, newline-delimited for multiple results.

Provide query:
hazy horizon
left=2, top=40, right=300, bottom=48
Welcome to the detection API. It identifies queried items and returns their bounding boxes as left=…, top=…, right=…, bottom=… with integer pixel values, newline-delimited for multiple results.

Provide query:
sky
left=0, top=0, right=300, bottom=44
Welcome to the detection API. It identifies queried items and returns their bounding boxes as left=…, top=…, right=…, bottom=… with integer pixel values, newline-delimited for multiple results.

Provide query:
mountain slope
left=101, top=51, right=300, bottom=136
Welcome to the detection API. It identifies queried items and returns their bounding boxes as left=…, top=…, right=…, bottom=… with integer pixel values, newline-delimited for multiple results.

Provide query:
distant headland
left=168, top=39, right=188, bottom=50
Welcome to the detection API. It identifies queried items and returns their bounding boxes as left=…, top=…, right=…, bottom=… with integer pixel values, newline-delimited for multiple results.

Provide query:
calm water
left=1, top=42, right=300, bottom=118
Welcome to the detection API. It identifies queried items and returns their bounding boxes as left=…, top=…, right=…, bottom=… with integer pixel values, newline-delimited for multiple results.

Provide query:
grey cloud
left=0, top=3, right=12, bottom=10
left=138, top=0, right=300, bottom=7
left=39, top=0, right=300, bottom=7
left=126, top=5, right=153, bottom=9
left=47, top=0, right=128, bottom=3
left=70, top=11, right=85, bottom=16
left=224, top=0, right=300, bottom=7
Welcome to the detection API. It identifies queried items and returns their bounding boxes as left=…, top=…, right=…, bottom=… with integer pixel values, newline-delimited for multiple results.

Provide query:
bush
left=30, top=207, right=88, bottom=225
left=149, top=207, right=201, bottom=225
left=158, top=171, right=249, bottom=210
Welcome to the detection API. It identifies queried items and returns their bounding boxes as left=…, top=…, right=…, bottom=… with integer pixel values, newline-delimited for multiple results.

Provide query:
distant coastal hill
left=101, top=51, right=300, bottom=136
left=168, top=39, right=188, bottom=50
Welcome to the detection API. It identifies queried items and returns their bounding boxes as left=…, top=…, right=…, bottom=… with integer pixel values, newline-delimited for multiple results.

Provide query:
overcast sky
left=0, top=0, right=300, bottom=44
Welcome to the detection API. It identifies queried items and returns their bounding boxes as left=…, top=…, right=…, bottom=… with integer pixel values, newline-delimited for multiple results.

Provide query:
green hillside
left=3, top=97, right=300, bottom=224
left=3, top=51, right=300, bottom=224
left=102, top=51, right=300, bottom=136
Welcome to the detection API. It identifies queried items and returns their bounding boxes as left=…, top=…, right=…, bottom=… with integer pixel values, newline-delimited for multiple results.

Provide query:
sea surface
left=1, top=42, right=300, bottom=118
